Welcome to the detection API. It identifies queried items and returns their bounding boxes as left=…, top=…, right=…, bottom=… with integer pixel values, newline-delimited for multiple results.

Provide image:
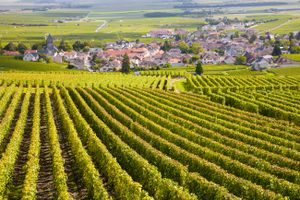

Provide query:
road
left=95, top=21, right=107, bottom=33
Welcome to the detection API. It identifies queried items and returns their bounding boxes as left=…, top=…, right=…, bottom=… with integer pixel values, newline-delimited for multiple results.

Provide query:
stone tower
left=45, top=34, right=57, bottom=55
left=46, top=34, right=54, bottom=51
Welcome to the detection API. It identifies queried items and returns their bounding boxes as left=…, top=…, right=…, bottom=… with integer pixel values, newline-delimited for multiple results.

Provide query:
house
left=147, top=29, right=174, bottom=39
left=254, top=46, right=273, bottom=57
left=52, top=52, right=63, bottom=63
left=24, top=50, right=38, bottom=54
left=201, top=52, right=220, bottom=64
left=100, top=60, right=121, bottom=72
left=168, top=58, right=184, bottom=67
left=23, top=53, right=39, bottom=62
left=201, top=25, right=217, bottom=32
left=69, top=53, right=91, bottom=69
left=77, top=53, right=92, bottom=67
left=63, top=51, right=78, bottom=61
left=174, top=29, right=188, bottom=36
left=225, top=45, right=244, bottom=57
left=251, top=55, right=274, bottom=71
left=104, top=48, right=150, bottom=60
left=244, top=52, right=256, bottom=65
left=89, top=48, right=103, bottom=55
left=69, top=58, right=86, bottom=70
left=166, top=48, right=182, bottom=57
left=216, top=22, right=226, bottom=30
left=222, top=56, right=235, bottom=65
left=140, top=60, right=157, bottom=69
left=3, top=51, right=20, bottom=56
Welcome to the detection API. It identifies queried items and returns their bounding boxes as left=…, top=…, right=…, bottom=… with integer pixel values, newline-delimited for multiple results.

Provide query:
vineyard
left=0, top=71, right=299, bottom=199
left=0, top=72, right=173, bottom=90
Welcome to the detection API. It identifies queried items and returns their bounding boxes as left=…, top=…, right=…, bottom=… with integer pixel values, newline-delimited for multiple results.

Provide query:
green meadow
left=283, top=54, right=300, bottom=62
left=268, top=66, right=300, bottom=76
left=0, top=9, right=204, bottom=46
left=0, top=6, right=300, bottom=47
left=0, top=56, right=68, bottom=71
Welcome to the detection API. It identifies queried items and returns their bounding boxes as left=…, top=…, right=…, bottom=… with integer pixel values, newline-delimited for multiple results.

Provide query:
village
left=1, top=17, right=300, bottom=72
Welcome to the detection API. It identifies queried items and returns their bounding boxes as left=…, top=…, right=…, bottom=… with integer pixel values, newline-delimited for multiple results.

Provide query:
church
left=45, top=34, right=58, bottom=56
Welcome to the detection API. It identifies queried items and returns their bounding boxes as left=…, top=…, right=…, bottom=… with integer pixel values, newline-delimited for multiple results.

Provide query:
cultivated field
left=1, top=1, right=300, bottom=199
left=2, top=0, right=300, bottom=47
left=0, top=71, right=299, bottom=199
left=0, top=9, right=203, bottom=45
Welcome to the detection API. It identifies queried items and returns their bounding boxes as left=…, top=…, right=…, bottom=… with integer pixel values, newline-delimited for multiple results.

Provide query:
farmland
left=214, top=10, right=300, bottom=34
left=0, top=70, right=299, bottom=199
left=1, top=1, right=300, bottom=46
left=283, top=54, right=300, bottom=62
left=0, top=0, right=300, bottom=199
left=0, top=10, right=204, bottom=45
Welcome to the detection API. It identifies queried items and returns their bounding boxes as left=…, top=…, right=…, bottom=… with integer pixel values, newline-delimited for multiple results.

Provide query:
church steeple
left=46, top=34, right=53, bottom=45
left=45, top=34, right=57, bottom=55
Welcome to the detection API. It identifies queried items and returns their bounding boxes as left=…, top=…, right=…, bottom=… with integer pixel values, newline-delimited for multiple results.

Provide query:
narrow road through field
left=268, top=20, right=291, bottom=32
left=95, top=21, right=107, bottom=33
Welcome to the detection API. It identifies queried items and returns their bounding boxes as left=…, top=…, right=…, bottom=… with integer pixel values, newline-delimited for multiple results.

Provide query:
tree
left=215, top=49, right=224, bottom=56
left=31, top=43, right=44, bottom=51
left=175, top=34, right=182, bottom=41
left=235, top=55, right=247, bottom=65
left=259, top=35, right=266, bottom=42
left=58, top=40, right=71, bottom=51
left=231, top=31, right=240, bottom=40
left=161, top=40, right=172, bottom=51
left=272, top=44, right=282, bottom=56
left=121, top=54, right=130, bottom=73
left=183, top=58, right=189, bottom=64
left=289, top=32, right=295, bottom=41
left=190, top=43, right=203, bottom=54
left=291, top=46, right=300, bottom=54
left=72, top=41, right=85, bottom=51
left=179, top=41, right=189, bottom=54
left=38, top=54, right=52, bottom=63
left=191, top=55, right=200, bottom=63
left=280, top=39, right=290, bottom=49
left=165, top=63, right=172, bottom=68
left=3, top=42, right=17, bottom=51
left=249, top=34, right=257, bottom=44
left=83, top=46, right=90, bottom=53
left=241, top=33, right=249, bottom=40
left=195, top=61, right=203, bottom=75
left=296, top=32, right=300, bottom=40
left=0, top=41, right=3, bottom=55
left=17, top=43, right=28, bottom=54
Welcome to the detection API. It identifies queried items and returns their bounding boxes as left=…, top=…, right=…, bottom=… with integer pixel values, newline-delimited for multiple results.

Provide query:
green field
left=0, top=9, right=204, bottom=45
left=215, top=10, right=300, bottom=34
left=0, top=56, right=68, bottom=71
left=268, top=66, right=300, bottom=75
left=1, top=3, right=300, bottom=46
left=141, top=64, right=270, bottom=77
left=283, top=54, right=300, bottom=62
